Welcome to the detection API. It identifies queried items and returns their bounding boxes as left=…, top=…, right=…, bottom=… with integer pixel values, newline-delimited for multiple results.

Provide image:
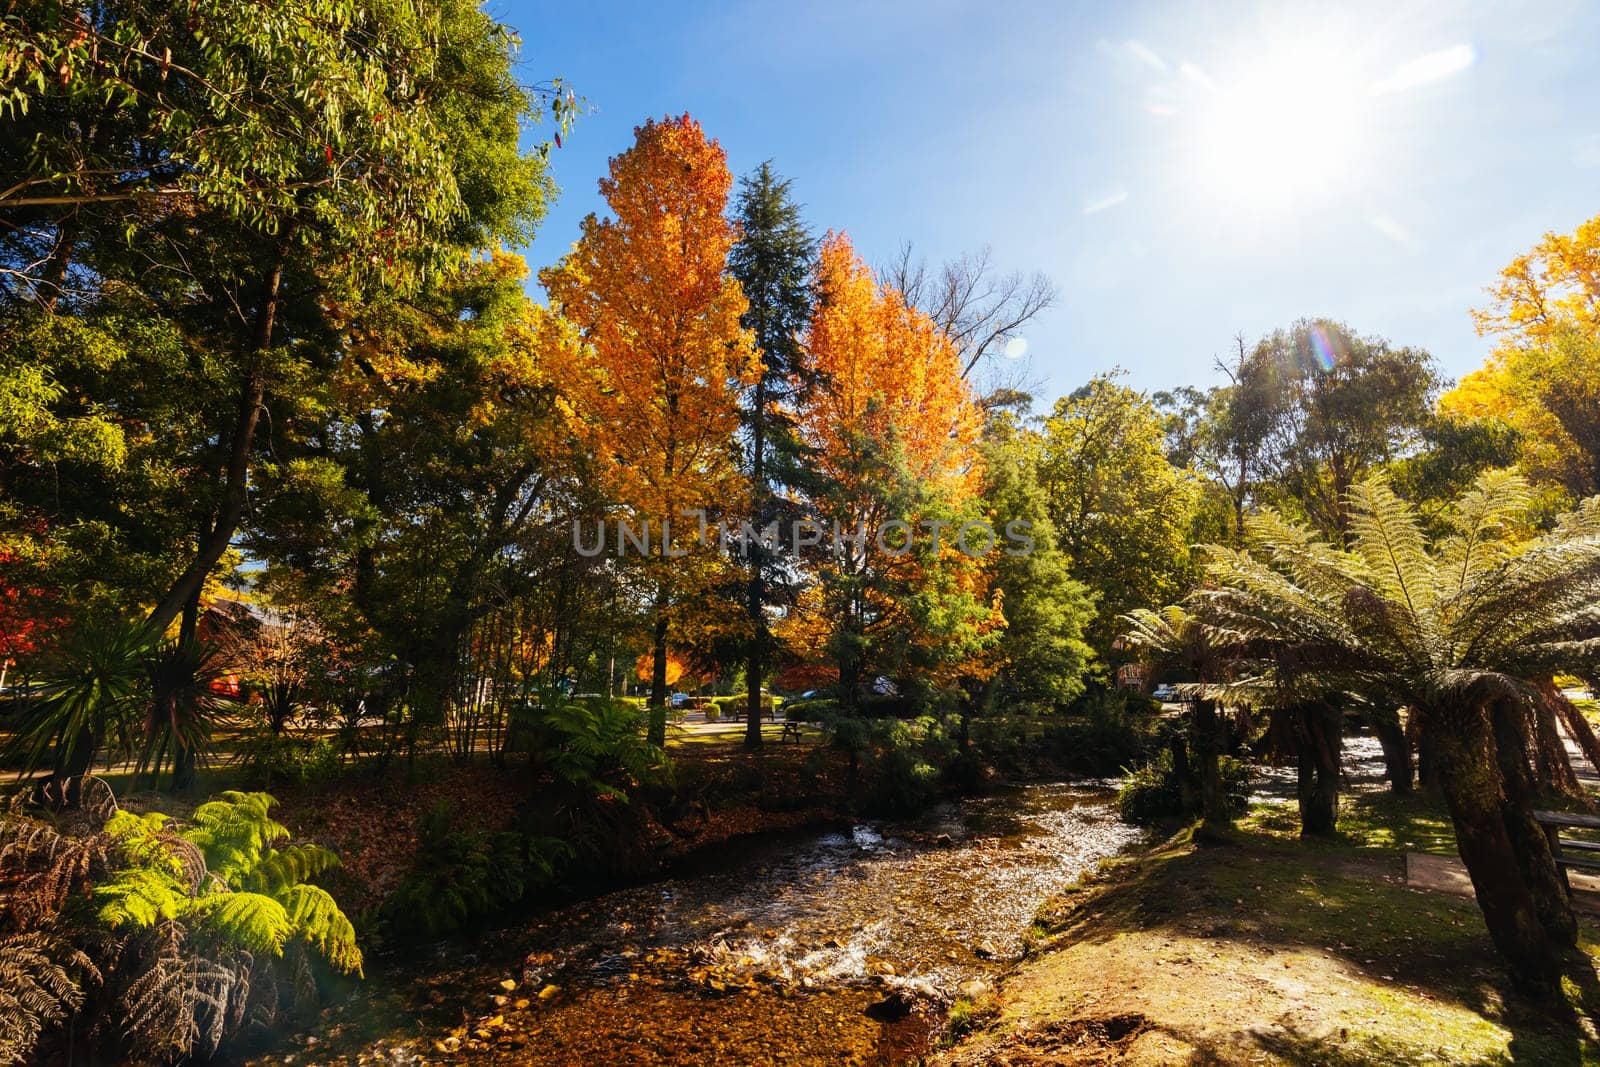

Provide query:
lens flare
left=1308, top=324, right=1341, bottom=371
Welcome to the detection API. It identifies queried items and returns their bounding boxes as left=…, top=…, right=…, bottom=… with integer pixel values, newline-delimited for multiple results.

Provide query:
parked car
left=670, top=692, right=691, bottom=708
left=1152, top=684, right=1179, bottom=703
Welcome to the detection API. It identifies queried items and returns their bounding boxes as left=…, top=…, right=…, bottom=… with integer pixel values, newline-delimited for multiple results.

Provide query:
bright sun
left=1192, top=42, right=1369, bottom=213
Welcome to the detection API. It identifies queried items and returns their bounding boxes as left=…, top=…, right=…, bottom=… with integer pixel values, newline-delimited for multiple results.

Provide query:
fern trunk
left=1490, top=698, right=1578, bottom=947
left=1193, top=700, right=1230, bottom=835
left=1294, top=702, right=1340, bottom=836
left=1431, top=699, right=1566, bottom=994
left=1373, top=711, right=1413, bottom=794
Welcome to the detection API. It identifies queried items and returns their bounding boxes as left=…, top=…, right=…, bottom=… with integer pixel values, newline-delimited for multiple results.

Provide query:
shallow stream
left=256, top=783, right=1141, bottom=1066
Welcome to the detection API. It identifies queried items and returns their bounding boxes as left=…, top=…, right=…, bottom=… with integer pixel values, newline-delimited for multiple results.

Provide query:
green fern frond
left=183, top=792, right=291, bottom=888
left=245, top=843, right=341, bottom=897
left=93, top=865, right=187, bottom=930
left=279, top=884, right=363, bottom=976
left=1346, top=476, right=1435, bottom=618
left=191, top=893, right=292, bottom=958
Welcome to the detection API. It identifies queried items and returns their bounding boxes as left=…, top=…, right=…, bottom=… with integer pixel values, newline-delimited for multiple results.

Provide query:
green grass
left=664, top=722, right=820, bottom=748
left=1239, top=789, right=1458, bottom=855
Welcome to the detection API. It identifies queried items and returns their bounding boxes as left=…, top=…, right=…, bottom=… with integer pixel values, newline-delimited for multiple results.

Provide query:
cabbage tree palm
left=7, top=622, right=152, bottom=784
left=1194, top=471, right=1600, bottom=992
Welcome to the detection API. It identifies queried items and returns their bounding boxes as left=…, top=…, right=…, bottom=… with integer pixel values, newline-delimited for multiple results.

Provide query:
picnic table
left=1534, top=809, right=1600, bottom=890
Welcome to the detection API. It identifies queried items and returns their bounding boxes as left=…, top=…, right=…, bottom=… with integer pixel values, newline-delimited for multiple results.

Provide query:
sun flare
left=1191, top=41, right=1368, bottom=213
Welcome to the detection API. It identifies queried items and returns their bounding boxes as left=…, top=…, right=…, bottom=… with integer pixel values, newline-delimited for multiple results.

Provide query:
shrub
left=1118, top=750, right=1253, bottom=825
left=1040, top=688, right=1162, bottom=776
left=823, top=712, right=955, bottom=816
left=702, top=703, right=721, bottom=723
left=383, top=801, right=569, bottom=940
left=237, top=728, right=342, bottom=787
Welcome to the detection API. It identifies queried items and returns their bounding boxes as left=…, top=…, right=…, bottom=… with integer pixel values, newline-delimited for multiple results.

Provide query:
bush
left=383, top=800, right=569, bottom=940
left=1117, top=749, right=1253, bottom=825
left=237, top=727, right=342, bottom=786
left=702, top=703, right=721, bottom=723
left=781, top=697, right=838, bottom=722
left=1040, top=688, right=1162, bottom=776
left=823, top=712, right=955, bottom=816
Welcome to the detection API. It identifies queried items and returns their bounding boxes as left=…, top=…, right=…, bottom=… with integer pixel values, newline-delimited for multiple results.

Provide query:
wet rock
left=932, top=833, right=955, bottom=848
left=973, top=942, right=1000, bottom=960
left=865, top=991, right=915, bottom=1021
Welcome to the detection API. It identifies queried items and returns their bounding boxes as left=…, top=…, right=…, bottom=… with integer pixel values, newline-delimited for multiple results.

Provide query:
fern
left=244, top=842, right=341, bottom=897
left=94, top=866, right=189, bottom=929
left=279, top=884, right=363, bottom=976
left=184, top=791, right=291, bottom=888
left=0, top=933, right=95, bottom=1067
left=191, top=893, right=293, bottom=957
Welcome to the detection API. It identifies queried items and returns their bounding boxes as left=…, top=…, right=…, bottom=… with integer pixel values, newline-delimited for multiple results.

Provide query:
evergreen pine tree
left=728, top=164, right=817, bottom=748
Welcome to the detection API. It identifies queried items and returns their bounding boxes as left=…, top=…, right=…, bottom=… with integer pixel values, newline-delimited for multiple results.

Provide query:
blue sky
left=498, top=0, right=1600, bottom=404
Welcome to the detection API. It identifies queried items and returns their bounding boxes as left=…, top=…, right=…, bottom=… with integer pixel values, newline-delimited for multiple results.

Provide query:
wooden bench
left=780, top=718, right=804, bottom=742
left=1534, top=810, right=1600, bottom=890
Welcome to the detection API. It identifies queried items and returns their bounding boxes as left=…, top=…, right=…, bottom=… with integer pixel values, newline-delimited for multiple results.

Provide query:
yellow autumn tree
left=1442, top=214, right=1600, bottom=495
left=541, top=114, right=757, bottom=742
left=794, top=233, right=996, bottom=705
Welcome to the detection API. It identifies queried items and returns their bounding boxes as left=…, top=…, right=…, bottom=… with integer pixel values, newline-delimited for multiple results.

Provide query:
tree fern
left=94, top=866, right=190, bottom=929
left=1188, top=468, right=1600, bottom=989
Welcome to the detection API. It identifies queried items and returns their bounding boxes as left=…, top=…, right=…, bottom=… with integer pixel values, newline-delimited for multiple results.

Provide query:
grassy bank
left=939, top=793, right=1600, bottom=1066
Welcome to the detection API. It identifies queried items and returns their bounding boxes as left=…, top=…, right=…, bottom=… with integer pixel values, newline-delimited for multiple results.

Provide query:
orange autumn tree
left=542, top=115, right=757, bottom=743
left=792, top=233, right=998, bottom=707
left=1442, top=214, right=1600, bottom=496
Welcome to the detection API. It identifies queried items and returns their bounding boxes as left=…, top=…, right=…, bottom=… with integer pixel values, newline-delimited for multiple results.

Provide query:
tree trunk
left=171, top=593, right=201, bottom=791
left=1168, top=734, right=1197, bottom=814
left=745, top=378, right=767, bottom=752
left=1294, top=702, right=1341, bottom=836
left=1373, top=710, right=1413, bottom=794
left=1193, top=700, right=1229, bottom=833
left=57, top=725, right=98, bottom=782
left=1430, top=700, right=1565, bottom=993
left=1415, top=722, right=1439, bottom=791
left=146, top=254, right=285, bottom=635
left=1490, top=698, right=1578, bottom=947
left=648, top=605, right=669, bottom=747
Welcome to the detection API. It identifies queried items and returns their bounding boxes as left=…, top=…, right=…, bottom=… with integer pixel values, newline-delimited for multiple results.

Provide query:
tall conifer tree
left=727, top=164, right=816, bottom=748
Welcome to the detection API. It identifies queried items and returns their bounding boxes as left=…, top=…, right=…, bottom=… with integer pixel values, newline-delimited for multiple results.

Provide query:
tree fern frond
left=0, top=933, right=90, bottom=1067
left=279, top=884, right=363, bottom=976
left=245, top=843, right=341, bottom=897
left=1346, top=476, right=1436, bottom=620
left=191, top=893, right=292, bottom=958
